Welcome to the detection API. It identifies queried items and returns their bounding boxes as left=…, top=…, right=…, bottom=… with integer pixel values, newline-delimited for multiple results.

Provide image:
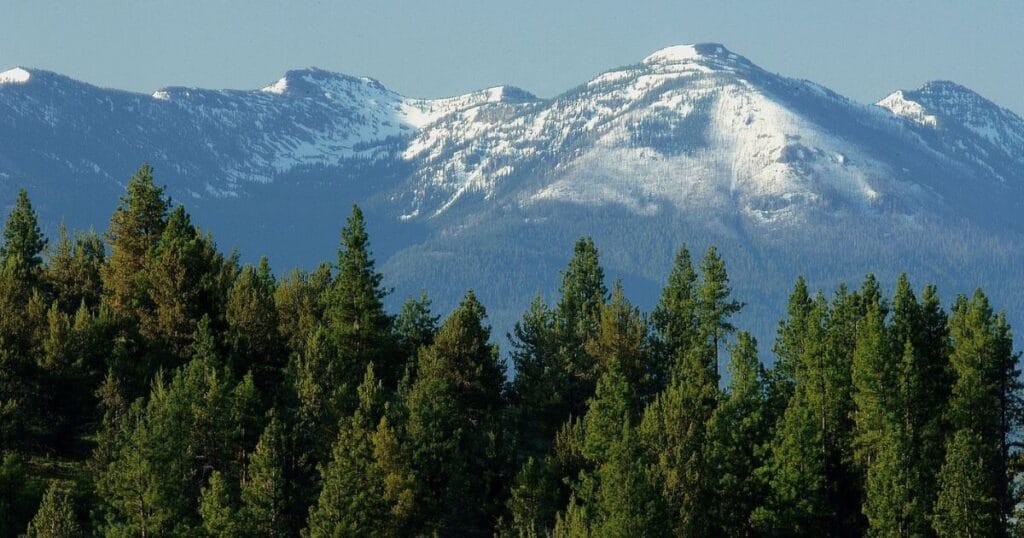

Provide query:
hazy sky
left=2, top=1, right=1022, bottom=114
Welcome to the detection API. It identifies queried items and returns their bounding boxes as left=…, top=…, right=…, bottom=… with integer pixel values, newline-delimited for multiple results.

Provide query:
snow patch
left=0, top=67, right=31, bottom=85
left=261, top=77, right=288, bottom=94
left=877, top=91, right=938, bottom=127
left=643, top=45, right=701, bottom=65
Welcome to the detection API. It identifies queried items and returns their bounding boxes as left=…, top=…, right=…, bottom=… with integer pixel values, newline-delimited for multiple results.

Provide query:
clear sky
left=2, top=1, right=1022, bottom=114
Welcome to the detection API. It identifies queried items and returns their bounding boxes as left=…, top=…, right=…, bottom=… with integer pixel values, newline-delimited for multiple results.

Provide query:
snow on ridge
left=261, top=76, right=288, bottom=94
left=0, top=67, right=31, bottom=85
left=877, top=91, right=938, bottom=127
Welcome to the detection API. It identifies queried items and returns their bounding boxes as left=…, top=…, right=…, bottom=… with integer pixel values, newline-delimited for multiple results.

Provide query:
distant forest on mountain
left=1, top=164, right=1021, bottom=537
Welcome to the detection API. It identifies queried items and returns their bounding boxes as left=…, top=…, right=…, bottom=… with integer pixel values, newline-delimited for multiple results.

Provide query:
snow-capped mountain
left=2, top=44, right=1023, bottom=348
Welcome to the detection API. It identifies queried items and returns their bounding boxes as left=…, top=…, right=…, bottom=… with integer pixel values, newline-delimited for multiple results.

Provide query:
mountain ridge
left=2, top=44, right=1023, bottom=350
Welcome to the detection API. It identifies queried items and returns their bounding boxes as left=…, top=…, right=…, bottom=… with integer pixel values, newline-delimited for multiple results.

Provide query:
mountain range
left=2, top=43, right=1023, bottom=350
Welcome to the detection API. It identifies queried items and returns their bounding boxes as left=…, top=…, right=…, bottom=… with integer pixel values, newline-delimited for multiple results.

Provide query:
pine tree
left=705, top=332, right=769, bottom=536
left=46, top=224, right=105, bottom=312
left=590, top=424, right=671, bottom=538
left=102, top=163, right=170, bottom=320
left=226, top=257, right=284, bottom=398
left=651, top=246, right=699, bottom=373
left=933, top=430, right=1000, bottom=537
left=306, top=365, right=392, bottom=537
left=851, top=298, right=894, bottom=468
left=25, top=481, right=80, bottom=538
left=395, top=291, right=439, bottom=361
left=323, top=205, right=396, bottom=390
left=1, top=189, right=47, bottom=285
left=754, top=295, right=832, bottom=535
left=97, top=330, right=258, bottom=535
left=143, top=205, right=227, bottom=361
left=554, top=237, right=607, bottom=417
left=766, top=277, right=813, bottom=422
left=405, top=291, right=507, bottom=535
left=935, top=290, right=1018, bottom=534
left=200, top=471, right=239, bottom=538
left=274, top=264, right=332, bottom=354
left=696, top=246, right=743, bottom=376
left=241, top=412, right=289, bottom=537
left=510, top=293, right=564, bottom=459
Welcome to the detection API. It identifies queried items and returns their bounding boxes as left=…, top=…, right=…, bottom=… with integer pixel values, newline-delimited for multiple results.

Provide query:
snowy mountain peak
left=258, top=67, right=392, bottom=98
left=0, top=67, right=31, bottom=85
left=641, top=43, right=750, bottom=68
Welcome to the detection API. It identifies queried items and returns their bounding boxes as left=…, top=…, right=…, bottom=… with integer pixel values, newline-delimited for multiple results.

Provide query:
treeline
left=0, top=163, right=1021, bottom=537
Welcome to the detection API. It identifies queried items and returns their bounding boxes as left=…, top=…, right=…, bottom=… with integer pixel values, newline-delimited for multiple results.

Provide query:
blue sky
left=2, top=1, right=1021, bottom=114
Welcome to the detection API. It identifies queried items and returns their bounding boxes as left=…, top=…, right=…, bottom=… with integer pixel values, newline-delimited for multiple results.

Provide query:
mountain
left=2, top=44, right=1023, bottom=350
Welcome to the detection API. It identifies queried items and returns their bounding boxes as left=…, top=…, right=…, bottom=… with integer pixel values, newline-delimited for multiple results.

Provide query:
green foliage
left=405, top=291, right=507, bottom=535
left=102, top=163, right=170, bottom=320
left=2, top=168, right=1022, bottom=537
left=1, top=189, right=48, bottom=284
left=25, top=481, right=81, bottom=538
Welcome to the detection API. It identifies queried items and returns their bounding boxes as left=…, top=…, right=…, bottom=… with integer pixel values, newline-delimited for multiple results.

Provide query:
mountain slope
left=1, top=45, right=1023, bottom=350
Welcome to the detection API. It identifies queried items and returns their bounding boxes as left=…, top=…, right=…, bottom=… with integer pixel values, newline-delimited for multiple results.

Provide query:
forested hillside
left=1, top=164, right=1021, bottom=536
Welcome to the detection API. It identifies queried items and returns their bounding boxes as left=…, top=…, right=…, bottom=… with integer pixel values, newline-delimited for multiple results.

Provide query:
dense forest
left=0, top=163, right=1021, bottom=537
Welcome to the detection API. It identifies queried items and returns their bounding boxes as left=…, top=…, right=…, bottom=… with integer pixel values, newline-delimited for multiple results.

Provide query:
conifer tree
left=143, top=205, right=227, bottom=361
left=97, top=327, right=258, bottom=535
left=307, top=364, right=392, bottom=537
left=25, top=481, right=80, bottom=538
left=395, top=291, right=439, bottom=361
left=851, top=298, right=894, bottom=468
left=405, top=291, right=507, bottom=535
left=933, top=430, right=1000, bottom=537
left=323, top=205, right=396, bottom=390
left=590, top=424, right=671, bottom=538
left=935, top=290, right=1018, bottom=534
left=705, top=332, right=769, bottom=536
left=1, top=189, right=47, bottom=286
left=651, top=246, right=699, bottom=372
left=200, top=471, right=239, bottom=538
left=754, top=295, right=832, bottom=535
left=227, top=257, right=284, bottom=397
left=510, top=293, right=564, bottom=459
left=554, top=237, right=607, bottom=417
left=102, top=163, right=170, bottom=320
left=696, top=246, right=743, bottom=374
left=46, top=224, right=105, bottom=312
left=241, top=412, right=289, bottom=537
left=766, top=277, right=813, bottom=422
left=274, top=264, right=331, bottom=353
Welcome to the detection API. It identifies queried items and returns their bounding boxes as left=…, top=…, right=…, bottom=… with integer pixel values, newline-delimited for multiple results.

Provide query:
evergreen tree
left=1, top=189, right=47, bottom=285
left=227, top=257, right=285, bottom=398
left=755, top=295, right=833, bottom=535
left=509, top=293, right=564, bottom=459
left=554, top=237, right=607, bottom=418
left=97, top=330, right=258, bottom=535
left=241, top=412, right=289, bottom=537
left=405, top=291, right=507, bottom=535
left=651, top=246, right=699, bottom=373
left=766, top=277, right=813, bottom=423
left=200, top=470, right=240, bottom=538
left=25, top=481, right=81, bottom=538
left=935, top=290, right=1018, bottom=534
left=590, top=424, right=671, bottom=538
left=705, top=332, right=769, bottom=536
left=696, top=246, right=743, bottom=375
left=323, top=205, right=396, bottom=391
left=933, top=430, right=1000, bottom=537
left=46, top=224, right=105, bottom=312
left=274, top=264, right=332, bottom=354
left=102, top=163, right=170, bottom=320
left=143, top=205, right=228, bottom=361
left=306, top=365, right=392, bottom=537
